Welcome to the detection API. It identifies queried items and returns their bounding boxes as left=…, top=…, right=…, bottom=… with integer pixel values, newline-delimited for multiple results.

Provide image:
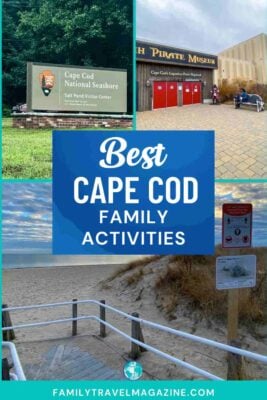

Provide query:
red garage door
left=192, top=82, right=201, bottom=104
left=153, top=81, right=178, bottom=109
left=167, top=82, right=178, bottom=107
left=182, top=82, right=202, bottom=105
left=153, top=82, right=167, bottom=109
left=182, top=82, right=192, bottom=105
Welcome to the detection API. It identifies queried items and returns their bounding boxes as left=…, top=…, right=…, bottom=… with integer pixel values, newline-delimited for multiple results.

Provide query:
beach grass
left=114, top=247, right=266, bottom=326
left=154, top=248, right=266, bottom=325
left=103, top=255, right=162, bottom=284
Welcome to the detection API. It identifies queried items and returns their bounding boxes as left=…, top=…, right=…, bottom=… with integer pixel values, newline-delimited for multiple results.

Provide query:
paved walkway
left=137, top=104, right=266, bottom=179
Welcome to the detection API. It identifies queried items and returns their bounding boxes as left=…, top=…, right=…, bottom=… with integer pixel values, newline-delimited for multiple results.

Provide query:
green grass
left=2, top=118, right=52, bottom=179
left=2, top=118, right=129, bottom=179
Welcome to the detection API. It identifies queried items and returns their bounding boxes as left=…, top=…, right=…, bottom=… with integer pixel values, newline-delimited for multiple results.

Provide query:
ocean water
left=2, top=254, right=143, bottom=269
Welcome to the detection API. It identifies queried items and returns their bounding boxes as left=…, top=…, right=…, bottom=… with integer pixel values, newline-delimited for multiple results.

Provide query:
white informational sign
left=216, top=255, right=256, bottom=290
left=222, top=204, right=252, bottom=248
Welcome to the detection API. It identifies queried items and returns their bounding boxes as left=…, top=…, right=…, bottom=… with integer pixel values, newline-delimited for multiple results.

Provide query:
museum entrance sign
left=27, top=62, right=127, bottom=113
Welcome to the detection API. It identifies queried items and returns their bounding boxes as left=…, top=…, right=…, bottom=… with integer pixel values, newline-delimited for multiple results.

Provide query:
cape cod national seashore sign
left=27, top=62, right=127, bottom=113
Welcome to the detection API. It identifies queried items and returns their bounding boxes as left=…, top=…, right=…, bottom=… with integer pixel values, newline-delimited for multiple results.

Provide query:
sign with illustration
left=53, top=130, right=214, bottom=255
left=27, top=62, right=127, bottom=113
left=216, top=255, right=256, bottom=290
left=222, top=203, right=252, bottom=248
left=39, top=70, right=56, bottom=96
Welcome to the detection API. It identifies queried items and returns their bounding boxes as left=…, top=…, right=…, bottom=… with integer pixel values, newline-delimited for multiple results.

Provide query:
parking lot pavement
left=137, top=104, right=266, bottom=179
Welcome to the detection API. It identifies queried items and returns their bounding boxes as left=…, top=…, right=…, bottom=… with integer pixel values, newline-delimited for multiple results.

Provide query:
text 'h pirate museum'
left=137, top=40, right=218, bottom=111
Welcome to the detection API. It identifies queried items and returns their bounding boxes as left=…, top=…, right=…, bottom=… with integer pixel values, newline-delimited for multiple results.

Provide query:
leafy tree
left=2, top=0, right=30, bottom=106
left=3, top=0, right=133, bottom=112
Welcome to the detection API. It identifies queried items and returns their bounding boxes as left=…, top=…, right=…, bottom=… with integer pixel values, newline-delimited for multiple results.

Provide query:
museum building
left=214, top=33, right=267, bottom=85
left=137, top=40, right=218, bottom=111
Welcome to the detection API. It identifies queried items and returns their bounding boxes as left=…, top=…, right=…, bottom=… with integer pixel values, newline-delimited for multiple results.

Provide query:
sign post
left=221, top=203, right=253, bottom=341
left=220, top=203, right=253, bottom=379
left=227, top=273, right=239, bottom=343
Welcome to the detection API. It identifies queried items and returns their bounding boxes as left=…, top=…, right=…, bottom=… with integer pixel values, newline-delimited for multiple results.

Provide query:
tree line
left=3, top=0, right=133, bottom=113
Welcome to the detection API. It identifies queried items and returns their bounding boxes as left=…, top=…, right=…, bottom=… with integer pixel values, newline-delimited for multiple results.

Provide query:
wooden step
left=23, top=343, right=124, bottom=381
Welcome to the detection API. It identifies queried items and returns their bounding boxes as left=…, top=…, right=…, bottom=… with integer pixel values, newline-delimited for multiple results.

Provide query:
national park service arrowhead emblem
left=39, top=70, right=55, bottom=96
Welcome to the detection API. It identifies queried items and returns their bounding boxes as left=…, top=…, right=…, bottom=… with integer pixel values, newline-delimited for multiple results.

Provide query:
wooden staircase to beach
left=23, top=343, right=124, bottom=380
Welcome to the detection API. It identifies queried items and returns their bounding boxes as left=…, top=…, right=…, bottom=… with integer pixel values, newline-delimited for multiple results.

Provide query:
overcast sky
left=137, top=0, right=267, bottom=54
left=2, top=182, right=266, bottom=253
left=2, top=183, right=52, bottom=254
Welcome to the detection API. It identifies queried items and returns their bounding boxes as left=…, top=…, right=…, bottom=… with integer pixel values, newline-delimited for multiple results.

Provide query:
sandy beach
left=3, top=261, right=267, bottom=380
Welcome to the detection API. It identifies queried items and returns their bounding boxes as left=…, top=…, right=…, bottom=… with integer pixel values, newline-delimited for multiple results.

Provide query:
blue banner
left=53, top=130, right=214, bottom=254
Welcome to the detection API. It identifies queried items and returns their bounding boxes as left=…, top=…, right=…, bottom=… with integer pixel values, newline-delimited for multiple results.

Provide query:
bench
left=234, top=94, right=264, bottom=112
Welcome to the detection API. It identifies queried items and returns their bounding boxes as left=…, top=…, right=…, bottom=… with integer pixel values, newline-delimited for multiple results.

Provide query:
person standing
left=211, top=84, right=220, bottom=104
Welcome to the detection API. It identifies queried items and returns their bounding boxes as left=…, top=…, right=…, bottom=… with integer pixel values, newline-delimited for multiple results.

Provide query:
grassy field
left=2, top=118, right=127, bottom=179
left=2, top=118, right=52, bottom=179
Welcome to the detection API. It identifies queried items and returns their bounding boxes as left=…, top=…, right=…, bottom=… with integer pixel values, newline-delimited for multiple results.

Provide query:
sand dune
left=2, top=258, right=267, bottom=380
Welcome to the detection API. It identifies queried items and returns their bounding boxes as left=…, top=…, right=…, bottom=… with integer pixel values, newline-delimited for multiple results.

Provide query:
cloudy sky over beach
left=2, top=182, right=266, bottom=253
left=137, top=0, right=267, bottom=54
left=2, top=183, right=51, bottom=253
